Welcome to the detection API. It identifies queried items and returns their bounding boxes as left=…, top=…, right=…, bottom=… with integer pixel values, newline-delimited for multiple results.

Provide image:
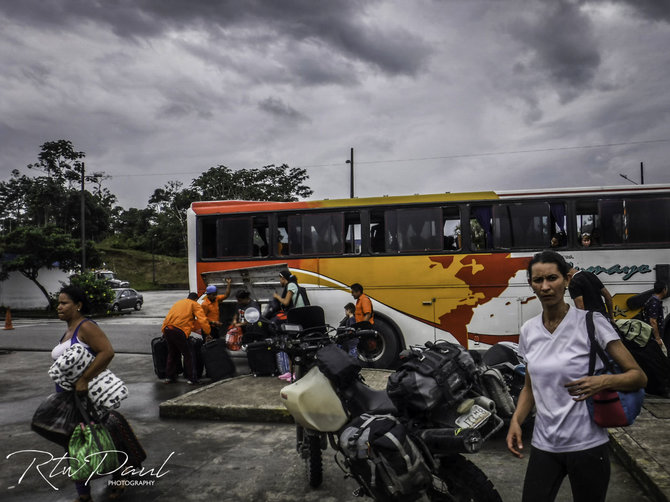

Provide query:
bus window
left=370, top=210, right=386, bottom=253
left=599, top=199, right=624, bottom=245
left=626, top=198, right=670, bottom=243
left=549, top=202, right=567, bottom=247
left=252, top=215, right=270, bottom=257
left=443, top=206, right=461, bottom=250
left=492, top=203, right=550, bottom=249
left=385, top=207, right=442, bottom=253
left=277, top=224, right=289, bottom=255
left=217, top=216, right=252, bottom=256
left=344, top=212, right=361, bottom=255
left=576, top=199, right=600, bottom=246
left=470, top=206, right=492, bottom=250
left=200, top=216, right=217, bottom=259
left=287, top=214, right=302, bottom=255
left=302, top=212, right=344, bottom=255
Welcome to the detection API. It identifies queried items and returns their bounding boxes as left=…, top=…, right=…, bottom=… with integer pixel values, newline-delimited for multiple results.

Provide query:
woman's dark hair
left=526, top=250, right=570, bottom=282
left=59, top=285, right=91, bottom=315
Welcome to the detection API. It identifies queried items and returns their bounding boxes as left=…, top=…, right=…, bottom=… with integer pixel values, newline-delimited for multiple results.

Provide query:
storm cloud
left=0, top=0, right=668, bottom=208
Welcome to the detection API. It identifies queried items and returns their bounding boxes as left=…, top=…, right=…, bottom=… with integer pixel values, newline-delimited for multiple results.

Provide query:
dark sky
left=1, top=0, right=669, bottom=208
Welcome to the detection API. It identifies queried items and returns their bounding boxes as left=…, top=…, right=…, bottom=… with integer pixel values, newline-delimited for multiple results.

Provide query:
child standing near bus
left=339, top=302, right=359, bottom=357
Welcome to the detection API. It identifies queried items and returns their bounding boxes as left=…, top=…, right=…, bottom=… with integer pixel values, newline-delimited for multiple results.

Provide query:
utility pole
left=345, top=147, right=354, bottom=198
left=640, top=162, right=644, bottom=185
left=80, top=162, right=86, bottom=274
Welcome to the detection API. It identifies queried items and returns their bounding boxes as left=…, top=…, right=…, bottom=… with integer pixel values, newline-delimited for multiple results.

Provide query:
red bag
left=225, top=326, right=243, bottom=351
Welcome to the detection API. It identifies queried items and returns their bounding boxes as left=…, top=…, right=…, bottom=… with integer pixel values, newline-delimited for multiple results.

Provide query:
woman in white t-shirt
left=506, top=250, right=646, bottom=502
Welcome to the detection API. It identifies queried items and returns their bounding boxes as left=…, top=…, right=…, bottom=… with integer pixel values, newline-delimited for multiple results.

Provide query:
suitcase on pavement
left=151, top=336, right=183, bottom=380
left=201, top=339, right=236, bottom=381
left=246, top=343, right=279, bottom=377
left=103, top=410, right=147, bottom=467
left=189, top=335, right=205, bottom=380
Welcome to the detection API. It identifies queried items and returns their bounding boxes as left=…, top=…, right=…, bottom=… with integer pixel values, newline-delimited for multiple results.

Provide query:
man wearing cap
left=201, top=277, right=232, bottom=339
left=161, top=292, right=211, bottom=384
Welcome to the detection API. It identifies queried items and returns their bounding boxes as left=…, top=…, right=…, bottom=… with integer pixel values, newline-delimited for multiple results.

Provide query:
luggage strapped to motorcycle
left=387, top=341, right=476, bottom=414
left=339, top=413, right=431, bottom=499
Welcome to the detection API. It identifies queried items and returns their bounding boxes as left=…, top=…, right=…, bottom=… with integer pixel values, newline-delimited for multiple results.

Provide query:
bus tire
left=358, top=317, right=399, bottom=369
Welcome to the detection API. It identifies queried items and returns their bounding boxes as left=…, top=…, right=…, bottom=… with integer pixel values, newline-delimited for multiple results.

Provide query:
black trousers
left=522, top=443, right=610, bottom=502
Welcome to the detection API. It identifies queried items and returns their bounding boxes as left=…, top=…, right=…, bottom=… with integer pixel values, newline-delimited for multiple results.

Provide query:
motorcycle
left=481, top=341, right=526, bottom=406
left=246, top=305, right=506, bottom=501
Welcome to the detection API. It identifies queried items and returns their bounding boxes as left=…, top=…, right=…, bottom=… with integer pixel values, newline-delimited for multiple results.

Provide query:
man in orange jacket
left=351, top=283, right=374, bottom=325
left=162, top=292, right=211, bottom=384
left=201, top=278, right=232, bottom=339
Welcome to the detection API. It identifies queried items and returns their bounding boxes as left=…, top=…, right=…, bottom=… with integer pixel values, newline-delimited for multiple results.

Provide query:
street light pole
left=80, top=162, right=86, bottom=274
left=345, top=147, right=354, bottom=198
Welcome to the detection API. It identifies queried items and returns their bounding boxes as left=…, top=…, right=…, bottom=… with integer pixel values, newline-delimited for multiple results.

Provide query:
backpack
left=387, top=341, right=476, bottom=414
left=615, top=318, right=653, bottom=347
left=298, top=286, right=311, bottom=306
left=339, top=414, right=431, bottom=500
left=281, top=284, right=310, bottom=310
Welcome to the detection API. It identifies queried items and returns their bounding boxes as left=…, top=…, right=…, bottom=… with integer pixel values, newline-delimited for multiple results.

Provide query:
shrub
left=52, top=272, right=115, bottom=315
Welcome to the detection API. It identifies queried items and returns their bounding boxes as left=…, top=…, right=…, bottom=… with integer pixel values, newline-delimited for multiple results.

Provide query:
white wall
left=0, top=269, right=69, bottom=309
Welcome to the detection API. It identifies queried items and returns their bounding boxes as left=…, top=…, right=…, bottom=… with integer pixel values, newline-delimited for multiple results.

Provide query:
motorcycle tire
left=427, top=454, right=502, bottom=502
left=304, top=432, right=323, bottom=488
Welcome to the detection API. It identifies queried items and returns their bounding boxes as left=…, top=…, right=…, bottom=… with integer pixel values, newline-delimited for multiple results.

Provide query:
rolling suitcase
left=201, top=339, right=236, bottom=381
left=246, top=342, right=278, bottom=377
left=103, top=410, right=147, bottom=468
left=189, top=335, right=205, bottom=380
left=151, top=336, right=183, bottom=380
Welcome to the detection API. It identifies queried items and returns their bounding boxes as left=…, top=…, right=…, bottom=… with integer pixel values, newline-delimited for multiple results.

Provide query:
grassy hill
left=95, top=244, right=188, bottom=291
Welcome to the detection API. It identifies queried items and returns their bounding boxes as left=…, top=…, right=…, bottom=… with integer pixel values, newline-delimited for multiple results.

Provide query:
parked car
left=95, top=270, right=130, bottom=288
left=110, top=288, right=143, bottom=312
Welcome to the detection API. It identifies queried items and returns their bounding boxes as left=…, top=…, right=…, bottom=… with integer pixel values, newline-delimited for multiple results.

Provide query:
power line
left=104, top=137, right=670, bottom=177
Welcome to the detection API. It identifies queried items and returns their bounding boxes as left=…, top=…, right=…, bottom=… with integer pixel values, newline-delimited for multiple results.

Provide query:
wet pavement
left=0, top=348, right=665, bottom=502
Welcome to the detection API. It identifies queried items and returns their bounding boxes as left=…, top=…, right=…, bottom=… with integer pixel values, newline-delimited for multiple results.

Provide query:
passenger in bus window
left=580, top=232, right=592, bottom=247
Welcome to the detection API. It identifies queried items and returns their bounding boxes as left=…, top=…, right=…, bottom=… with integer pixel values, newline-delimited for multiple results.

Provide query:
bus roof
left=189, top=183, right=670, bottom=215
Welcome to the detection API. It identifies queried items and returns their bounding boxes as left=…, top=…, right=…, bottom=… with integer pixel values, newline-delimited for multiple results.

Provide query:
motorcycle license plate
left=455, top=404, right=491, bottom=430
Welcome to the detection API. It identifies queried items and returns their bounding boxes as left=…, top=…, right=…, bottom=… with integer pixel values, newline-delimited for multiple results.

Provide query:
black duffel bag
left=316, top=344, right=362, bottom=390
left=387, top=341, right=476, bottom=414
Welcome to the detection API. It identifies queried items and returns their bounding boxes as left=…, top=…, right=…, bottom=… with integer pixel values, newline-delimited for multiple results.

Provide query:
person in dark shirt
left=643, top=281, right=668, bottom=352
left=568, top=268, right=613, bottom=320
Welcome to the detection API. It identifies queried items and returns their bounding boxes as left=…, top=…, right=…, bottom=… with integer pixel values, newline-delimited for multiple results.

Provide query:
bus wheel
left=358, top=317, right=399, bottom=369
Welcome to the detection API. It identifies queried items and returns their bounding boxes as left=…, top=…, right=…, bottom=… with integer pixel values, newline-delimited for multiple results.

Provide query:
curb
left=159, top=374, right=293, bottom=423
left=608, top=408, right=670, bottom=502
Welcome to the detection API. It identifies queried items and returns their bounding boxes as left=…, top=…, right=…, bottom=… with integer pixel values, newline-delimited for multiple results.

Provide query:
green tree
left=0, top=225, right=82, bottom=308
left=190, top=164, right=312, bottom=201
left=0, top=140, right=115, bottom=242
left=145, top=164, right=313, bottom=257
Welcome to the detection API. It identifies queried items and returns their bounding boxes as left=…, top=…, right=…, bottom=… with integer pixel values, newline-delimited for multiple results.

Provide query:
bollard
left=3, top=308, right=14, bottom=330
